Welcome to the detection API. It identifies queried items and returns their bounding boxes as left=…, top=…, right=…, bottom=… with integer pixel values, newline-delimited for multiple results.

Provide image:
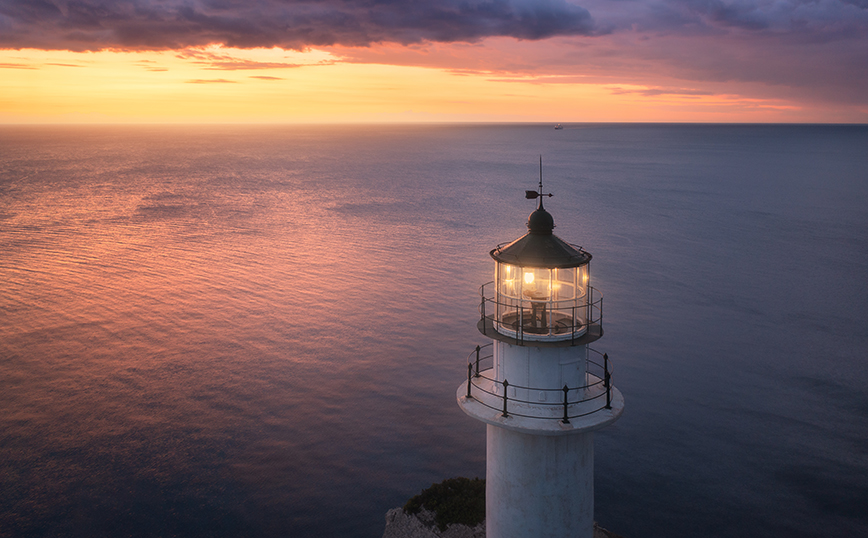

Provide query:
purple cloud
left=595, top=0, right=868, bottom=38
left=0, top=0, right=598, bottom=51
left=571, top=0, right=868, bottom=107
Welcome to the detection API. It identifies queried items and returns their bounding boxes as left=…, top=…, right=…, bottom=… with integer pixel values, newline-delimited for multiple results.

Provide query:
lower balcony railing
left=464, top=343, right=613, bottom=423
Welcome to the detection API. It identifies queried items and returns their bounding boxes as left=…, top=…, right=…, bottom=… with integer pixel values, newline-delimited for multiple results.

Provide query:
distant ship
left=554, top=124, right=564, bottom=130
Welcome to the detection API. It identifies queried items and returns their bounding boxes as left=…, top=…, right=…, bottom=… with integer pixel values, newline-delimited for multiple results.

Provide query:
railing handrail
left=464, top=345, right=614, bottom=421
left=479, top=281, right=603, bottom=307
left=478, top=281, right=603, bottom=344
left=470, top=361, right=608, bottom=394
left=464, top=346, right=612, bottom=393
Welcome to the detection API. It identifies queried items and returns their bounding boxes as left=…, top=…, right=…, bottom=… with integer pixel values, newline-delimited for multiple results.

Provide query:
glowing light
left=524, top=272, right=534, bottom=285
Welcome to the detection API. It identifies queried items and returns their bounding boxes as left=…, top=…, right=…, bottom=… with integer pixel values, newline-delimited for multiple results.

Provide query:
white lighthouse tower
left=457, top=166, right=624, bottom=538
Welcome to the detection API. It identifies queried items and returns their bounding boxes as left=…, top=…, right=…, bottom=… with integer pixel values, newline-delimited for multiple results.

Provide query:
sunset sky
left=1, top=0, right=866, bottom=123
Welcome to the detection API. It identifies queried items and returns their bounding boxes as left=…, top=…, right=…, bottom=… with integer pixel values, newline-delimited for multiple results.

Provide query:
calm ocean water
left=1, top=124, right=866, bottom=538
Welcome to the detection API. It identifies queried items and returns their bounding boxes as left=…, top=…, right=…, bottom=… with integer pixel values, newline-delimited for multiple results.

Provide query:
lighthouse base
left=486, top=425, right=594, bottom=538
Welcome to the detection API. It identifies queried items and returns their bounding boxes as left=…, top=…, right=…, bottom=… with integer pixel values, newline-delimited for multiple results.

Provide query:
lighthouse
left=457, top=164, right=624, bottom=538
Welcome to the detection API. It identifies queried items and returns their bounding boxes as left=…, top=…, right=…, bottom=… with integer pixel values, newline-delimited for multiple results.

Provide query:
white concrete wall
left=486, top=425, right=594, bottom=538
left=494, top=341, right=586, bottom=403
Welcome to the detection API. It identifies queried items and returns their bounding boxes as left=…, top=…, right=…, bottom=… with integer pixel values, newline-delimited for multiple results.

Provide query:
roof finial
left=539, top=155, right=544, bottom=208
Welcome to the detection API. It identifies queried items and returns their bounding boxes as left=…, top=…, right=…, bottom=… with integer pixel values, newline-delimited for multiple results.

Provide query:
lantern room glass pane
left=552, top=267, right=575, bottom=302
left=494, top=261, right=591, bottom=340
left=496, top=263, right=520, bottom=328
left=520, top=267, right=551, bottom=300
left=576, top=265, right=589, bottom=299
left=498, top=263, right=520, bottom=298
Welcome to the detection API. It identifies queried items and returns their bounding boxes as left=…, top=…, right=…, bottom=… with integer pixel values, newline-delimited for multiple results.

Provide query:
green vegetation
left=403, top=477, right=485, bottom=532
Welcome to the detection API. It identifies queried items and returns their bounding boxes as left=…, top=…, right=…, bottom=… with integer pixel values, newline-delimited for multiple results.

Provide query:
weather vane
left=525, top=155, right=553, bottom=201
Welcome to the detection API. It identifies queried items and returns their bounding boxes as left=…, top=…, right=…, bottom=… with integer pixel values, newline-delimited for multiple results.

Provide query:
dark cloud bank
left=2, top=0, right=866, bottom=109
left=0, top=0, right=597, bottom=51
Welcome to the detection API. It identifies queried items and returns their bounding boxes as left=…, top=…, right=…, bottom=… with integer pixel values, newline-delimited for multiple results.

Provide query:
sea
left=1, top=123, right=866, bottom=538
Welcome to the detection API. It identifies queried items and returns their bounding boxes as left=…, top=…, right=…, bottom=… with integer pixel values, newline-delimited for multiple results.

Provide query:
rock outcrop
left=382, top=507, right=485, bottom=538
left=382, top=507, right=623, bottom=538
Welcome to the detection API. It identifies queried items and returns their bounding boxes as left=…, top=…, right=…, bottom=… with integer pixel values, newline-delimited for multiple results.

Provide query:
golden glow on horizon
left=0, top=46, right=824, bottom=123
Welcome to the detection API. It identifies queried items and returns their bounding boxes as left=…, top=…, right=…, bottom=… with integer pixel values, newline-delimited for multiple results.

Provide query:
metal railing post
left=501, top=379, right=509, bottom=417
left=604, top=353, right=611, bottom=409
left=547, top=299, right=552, bottom=337
left=480, top=291, right=487, bottom=335
left=518, top=305, right=523, bottom=344
left=474, top=345, right=481, bottom=377
left=562, top=385, right=570, bottom=424
left=466, top=362, right=473, bottom=399
left=599, top=293, right=603, bottom=325
left=571, top=305, right=576, bottom=346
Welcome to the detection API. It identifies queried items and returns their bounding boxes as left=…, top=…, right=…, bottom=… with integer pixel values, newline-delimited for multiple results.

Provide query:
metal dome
left=490, top=202, right=591, bottom=268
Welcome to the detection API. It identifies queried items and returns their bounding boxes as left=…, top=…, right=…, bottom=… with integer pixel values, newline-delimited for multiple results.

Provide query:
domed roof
left=490, top=200, right=591, bottom=268
left=527, top=206, right=554, bottom=234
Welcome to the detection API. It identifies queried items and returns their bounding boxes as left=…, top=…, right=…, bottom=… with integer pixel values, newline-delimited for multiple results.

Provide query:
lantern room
left=480, top=194, right=601, bottom=343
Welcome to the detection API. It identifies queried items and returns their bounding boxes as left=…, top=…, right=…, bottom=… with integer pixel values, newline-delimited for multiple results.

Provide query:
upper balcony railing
left=479, top=281, right=603, bottom=345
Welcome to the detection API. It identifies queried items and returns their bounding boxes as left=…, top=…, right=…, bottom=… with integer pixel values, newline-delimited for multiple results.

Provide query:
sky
left=1, top=0, right=866, bottom=123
